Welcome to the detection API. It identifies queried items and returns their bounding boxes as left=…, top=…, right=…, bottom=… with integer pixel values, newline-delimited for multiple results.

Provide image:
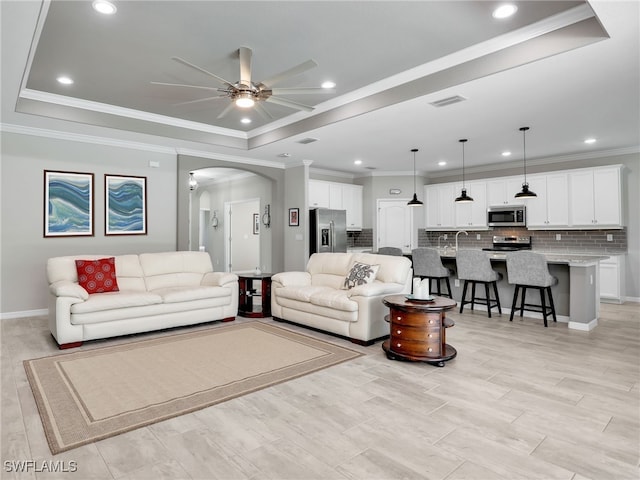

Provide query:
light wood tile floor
left=2, top=303, right=639, bottom=480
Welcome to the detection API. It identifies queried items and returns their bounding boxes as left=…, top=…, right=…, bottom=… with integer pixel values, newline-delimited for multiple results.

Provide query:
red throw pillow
left=75, top=257, right=119, bottom=294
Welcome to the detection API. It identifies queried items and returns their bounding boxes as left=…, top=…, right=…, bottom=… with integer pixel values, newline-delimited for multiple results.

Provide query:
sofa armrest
left=271, top=272, right=311, bottom=287
left=49, top=280, right=89, bottom=300
left=348, top=282, right=404, bottom=298
left=202, top=272, right=239, bottom=287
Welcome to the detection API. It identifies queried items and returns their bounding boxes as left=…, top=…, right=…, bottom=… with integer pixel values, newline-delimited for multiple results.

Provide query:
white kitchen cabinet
left=454, top=180, right=488, bottom=229
left=425, top=184, right=456, bottom=229
left=486, top=176, right=527, bottom=206
left=342, top=184, right=363, bottom=230
left=309, top=180, right=330, bottom=208
left=526, top=172, right=569, bottom=228
left=308, top=180, right=363, bottom=230
left=570, top=166, right=622, bottom=228
left=600, top=255, right=625, bottom=303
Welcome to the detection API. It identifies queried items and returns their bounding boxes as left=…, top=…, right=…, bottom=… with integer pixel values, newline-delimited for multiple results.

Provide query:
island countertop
left=435, top=248, right=609, bottom=266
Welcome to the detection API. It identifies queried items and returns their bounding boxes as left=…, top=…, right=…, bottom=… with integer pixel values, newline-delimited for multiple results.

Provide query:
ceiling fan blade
left=239, top=46, right=252, bottom=87
left=254, top=102, right=273, bottom=120
left=216, top=102, right=236, bottom=119
left=172, top=56, right=235, bottom=87
left=173, top=96, right=226, bottom=106
left=266, top=96, right=314, bottom=112
left=151, top=81, right=220, bottom=92
left=270, top=87, right=335, bottom=95
left=259, top=59, right=318, bottom=87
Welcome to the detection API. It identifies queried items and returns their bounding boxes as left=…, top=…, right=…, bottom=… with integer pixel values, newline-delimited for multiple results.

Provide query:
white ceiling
left=2, top=1, right=639, bottom=177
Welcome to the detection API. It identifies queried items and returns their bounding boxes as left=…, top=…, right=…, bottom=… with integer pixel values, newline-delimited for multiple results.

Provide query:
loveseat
left=47, top=251, right=238, bottom=349
left=271, top=252, right=412, bottom=345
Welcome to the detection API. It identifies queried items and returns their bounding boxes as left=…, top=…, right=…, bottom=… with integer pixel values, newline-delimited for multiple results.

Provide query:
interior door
left=377, top=199, right=413, bottom=253
left=224, top=198, right=260, bottom=272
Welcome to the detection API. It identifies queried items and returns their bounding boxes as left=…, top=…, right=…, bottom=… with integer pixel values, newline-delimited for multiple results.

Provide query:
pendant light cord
left=520, top=126, right=530, bottom=184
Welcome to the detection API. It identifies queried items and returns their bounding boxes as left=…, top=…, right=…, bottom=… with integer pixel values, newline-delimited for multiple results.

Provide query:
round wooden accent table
left=382, top=294, right=457, bottom=367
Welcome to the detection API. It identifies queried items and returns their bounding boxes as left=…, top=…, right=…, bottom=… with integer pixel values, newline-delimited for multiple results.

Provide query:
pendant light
left=514, top=126, right=537, bottom=198
left=455, top=138, right=474, bottom=203
left=407, top=148, right=423, bottom=207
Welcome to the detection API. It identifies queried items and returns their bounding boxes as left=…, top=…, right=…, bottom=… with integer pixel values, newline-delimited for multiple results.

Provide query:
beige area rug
left=24, top=322, right=362, bottom=454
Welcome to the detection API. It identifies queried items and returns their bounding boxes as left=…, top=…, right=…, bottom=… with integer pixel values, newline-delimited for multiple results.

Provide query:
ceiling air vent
left=429, top=95, right=467, bottom=108
left=297, top=137, right=318, bottom=144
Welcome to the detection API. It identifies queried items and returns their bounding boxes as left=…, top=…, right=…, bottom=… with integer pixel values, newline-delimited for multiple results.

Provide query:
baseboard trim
left=623, top=296, right=640, bottom=304
left=0, top=309, right=48, bottom=320
left=568, top=318, right=599, bottom=331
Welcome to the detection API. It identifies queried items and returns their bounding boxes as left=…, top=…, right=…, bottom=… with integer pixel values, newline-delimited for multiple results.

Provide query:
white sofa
left=271, top=252, right=412, bottom=345
left=47, top=251, right=238, bottom=349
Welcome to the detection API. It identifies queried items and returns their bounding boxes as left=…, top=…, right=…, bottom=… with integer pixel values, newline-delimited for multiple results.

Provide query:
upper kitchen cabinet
left=308, top=180, right=363, bottom=230
left=454, top=180, right=488, bottom=229
left=425, top=184, right=455, bottom=229
left=569, top=166, right=623, bottom=228
left=526, top=172, right=570, bottom=229
left=486, top=177, right=526, bottom=206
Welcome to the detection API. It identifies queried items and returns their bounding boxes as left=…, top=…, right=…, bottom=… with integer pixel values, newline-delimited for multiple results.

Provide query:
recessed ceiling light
left=56, top=76, right=74, bottom=85
left=240, top=118, right=251, bottom=124
left=438, top=161, right=447, bottom=166
left=492, top=4, right=517, bottom=19
left=92, top=0, right=117, bottom=15
left=321, top=81, right=336, bottom=89
left=277, top=153, right=291, bottom=158
left=584, top=138, right=597, bottom=144
left=501, top=151, right=512, bottom=157
left=354, top=159, right=362, bottom=165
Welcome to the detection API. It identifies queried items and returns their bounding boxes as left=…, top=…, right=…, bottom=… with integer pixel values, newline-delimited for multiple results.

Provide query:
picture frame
left=105, top=174, right=147, bottom=235
left=44, top=170, right=94, bottom=237
left=289, top=208, right=299, bottom=226
left=253, top=213, right=260, bottom=234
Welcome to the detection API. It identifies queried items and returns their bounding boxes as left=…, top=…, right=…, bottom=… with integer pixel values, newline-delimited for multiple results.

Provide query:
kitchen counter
left=432, top=248, right=607, bottom=331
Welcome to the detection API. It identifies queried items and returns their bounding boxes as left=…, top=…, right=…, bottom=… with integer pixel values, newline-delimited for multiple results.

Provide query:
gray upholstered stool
left=456, top=249, right=502, bottom=317
left=411, top=248, right=453, bottom=298
left=506, top=251, right=558, bottom=327
left=377, top=247, right=403, bottom=256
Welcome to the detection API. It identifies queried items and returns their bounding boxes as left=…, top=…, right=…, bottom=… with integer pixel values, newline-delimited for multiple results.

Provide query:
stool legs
left=460, top=280, right=500, bottom=317
left=509, top=284, right=557, bottom=327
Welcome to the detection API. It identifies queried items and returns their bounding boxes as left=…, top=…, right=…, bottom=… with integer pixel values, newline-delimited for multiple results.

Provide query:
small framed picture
left=105, top=174, right=147, bottom=235
left=44, top=170, right=94, bottom=237
left=253, top=213, right=260, bottom=234
left=289, top=208, right=299, bottom=226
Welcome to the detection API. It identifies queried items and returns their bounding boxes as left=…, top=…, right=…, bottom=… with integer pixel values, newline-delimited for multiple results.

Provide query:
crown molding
left=176, top=147, right=285, bottom=169
left=0, top=122, right=177, bottom=154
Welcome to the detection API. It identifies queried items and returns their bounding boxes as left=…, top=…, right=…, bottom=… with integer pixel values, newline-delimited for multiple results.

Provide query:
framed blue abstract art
left=44, top=170, right=94, bottom=237
left=105, top=174, right=147, bottom=235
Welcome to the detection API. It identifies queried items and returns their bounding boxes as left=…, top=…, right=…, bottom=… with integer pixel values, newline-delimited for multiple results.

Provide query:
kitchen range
left=482, top=235, right=532, bottom=252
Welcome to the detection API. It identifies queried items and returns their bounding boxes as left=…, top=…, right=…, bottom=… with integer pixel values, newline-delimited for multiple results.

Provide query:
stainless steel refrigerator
left=309, top=208, right=347, bottom=254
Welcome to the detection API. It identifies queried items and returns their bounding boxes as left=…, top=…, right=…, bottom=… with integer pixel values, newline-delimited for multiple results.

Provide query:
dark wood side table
left=238, top=274, right=272, bottom=318
left=382, top=294, right=457, bottom=367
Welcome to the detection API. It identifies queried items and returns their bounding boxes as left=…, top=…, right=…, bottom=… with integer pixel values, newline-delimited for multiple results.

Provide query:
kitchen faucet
left=437, top=235, right=445, bottom=249
left=455, top=230, right=468, bottom=251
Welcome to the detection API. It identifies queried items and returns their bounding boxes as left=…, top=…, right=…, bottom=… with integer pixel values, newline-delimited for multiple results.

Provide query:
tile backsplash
left=419, top=227, right=627, bottom=254
left=349, top=227, right=627, bottom=254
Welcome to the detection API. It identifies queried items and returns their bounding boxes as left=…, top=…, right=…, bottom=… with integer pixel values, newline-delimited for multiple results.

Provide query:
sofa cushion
left=343, top=261, right=379, bottom=289
left=70, top=291, right=163, bottom=314
left=152, top=286, right=231, bottom=304
left=353, top=253, right=412, bottom=285
left=140, top=252, right=213, bottom=291
left=276, top=285, right=334, bottom=303
left=75, top=257, right=120, bottom=294
left=309, top=290, right=358, bottom=312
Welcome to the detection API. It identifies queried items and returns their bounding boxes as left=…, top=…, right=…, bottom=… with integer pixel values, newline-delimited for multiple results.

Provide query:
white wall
left=0, top=131, right=177, bottom=315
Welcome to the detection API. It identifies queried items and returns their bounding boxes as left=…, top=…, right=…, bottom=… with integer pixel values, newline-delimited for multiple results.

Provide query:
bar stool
left=456, top=250, right=502, bottom=317
left=378, top=247, right=403, bottom=256
left=506, top=251, right=558, bottom=327
left=411, top=248, right=453, bottom=298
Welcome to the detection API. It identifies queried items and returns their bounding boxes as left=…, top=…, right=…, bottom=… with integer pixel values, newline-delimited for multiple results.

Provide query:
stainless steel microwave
left=487, top=205, right=526, bottom=227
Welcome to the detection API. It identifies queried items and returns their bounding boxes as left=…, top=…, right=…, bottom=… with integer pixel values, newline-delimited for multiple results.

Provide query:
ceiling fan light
left=235, top=94, right=255, bottom=108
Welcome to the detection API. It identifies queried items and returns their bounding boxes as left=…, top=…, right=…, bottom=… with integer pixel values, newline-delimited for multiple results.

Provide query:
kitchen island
left=435, top=249, right=607, bottom=331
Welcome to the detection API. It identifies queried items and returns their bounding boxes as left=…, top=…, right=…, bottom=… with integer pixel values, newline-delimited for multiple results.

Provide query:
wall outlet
left=148, top=160, right=160, bottom=168
left=556, top=234, right=562, bottom=241
left=454, top=279, right=460, bottom=287
left=443, top=234, right=448, bottom=240
left=476, top=234, right=481, bottom=240
left=607, top=234, right=613, bottom=241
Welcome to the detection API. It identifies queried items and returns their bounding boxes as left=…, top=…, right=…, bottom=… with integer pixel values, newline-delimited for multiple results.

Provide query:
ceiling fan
left=151, top=46, right=335, bottom=119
